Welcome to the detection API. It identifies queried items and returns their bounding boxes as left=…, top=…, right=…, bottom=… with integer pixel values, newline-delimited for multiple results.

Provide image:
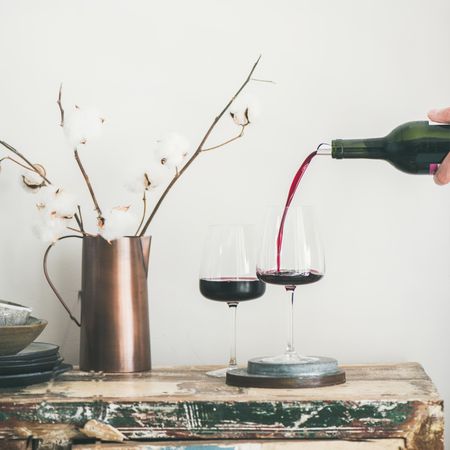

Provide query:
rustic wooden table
left=0, top=363, right=443, bottom=449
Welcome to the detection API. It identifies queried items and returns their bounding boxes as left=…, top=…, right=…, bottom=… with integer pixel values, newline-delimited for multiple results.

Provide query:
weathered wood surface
left=0, top=440, right=28, bottom=450
left=0, top=363, right=443, bottom=450
left=73, top=439, right=407, bottom=449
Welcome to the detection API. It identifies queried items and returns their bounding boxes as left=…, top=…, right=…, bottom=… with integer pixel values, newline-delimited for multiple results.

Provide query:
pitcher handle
left=43, top=235, right=83, bottom=328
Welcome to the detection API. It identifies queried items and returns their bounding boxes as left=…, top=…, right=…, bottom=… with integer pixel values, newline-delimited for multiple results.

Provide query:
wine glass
left=257, top=205, right=324, bottom=364
left=200, top=224, right=266, bottom=377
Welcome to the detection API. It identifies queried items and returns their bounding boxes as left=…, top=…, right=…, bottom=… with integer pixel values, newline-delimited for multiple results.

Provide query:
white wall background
left=0, top=0, right=449, bottom=440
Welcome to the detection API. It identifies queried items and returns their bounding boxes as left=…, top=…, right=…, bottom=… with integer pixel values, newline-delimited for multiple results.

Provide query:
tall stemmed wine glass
left=200, top=225, right=266, bottom=377
left=257, top=205, right=324, bottom=364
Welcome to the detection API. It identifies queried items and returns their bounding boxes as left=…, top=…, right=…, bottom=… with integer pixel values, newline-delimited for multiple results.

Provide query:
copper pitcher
left=44, top=236, right=151, bottom=373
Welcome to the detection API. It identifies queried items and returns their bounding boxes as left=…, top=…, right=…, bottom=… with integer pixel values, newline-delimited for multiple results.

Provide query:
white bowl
left=0, top=301, right=32, bottom=326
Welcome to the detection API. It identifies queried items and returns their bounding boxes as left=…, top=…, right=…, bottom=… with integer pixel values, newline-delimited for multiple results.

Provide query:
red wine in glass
left=257, top=269, right=323, bottom=286
left=200, top=277, right=266, bottom=302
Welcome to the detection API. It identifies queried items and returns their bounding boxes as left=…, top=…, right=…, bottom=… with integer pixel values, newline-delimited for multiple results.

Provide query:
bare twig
left=74, top=149, right=104, bottom=226
left=201, top=125, right=246, bottom=152
left=57, top=84, right=64, bottom=127
left=67, top=226, right=95, bottom=237
left=57, top=86, right=102, bottom=229
left=138, top=55, right=262, bottom=236
left=76, top=205, right=84, bottom=232
left=0, top=156, right=38, bottom=172
left=73, top=215, right=84, bottom=234
left=251, top=78, right=275, bottom=84
left=135, top=191, right=147, bottom=236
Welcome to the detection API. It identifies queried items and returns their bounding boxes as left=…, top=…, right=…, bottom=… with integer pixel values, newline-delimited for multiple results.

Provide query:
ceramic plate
left=0, top=357, right=63, bottom=375
left=0, top=342, right=59, bottom=362
left=0, top=353, right=60, bottom=367
left=0, top=363, right=72, bottom=388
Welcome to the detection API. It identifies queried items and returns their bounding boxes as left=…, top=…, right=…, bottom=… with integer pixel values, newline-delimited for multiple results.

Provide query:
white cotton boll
left=23, top=171, right=42, bottom=185
left=63, top=105, right=104, bottom=147
left=36, top=187, right=77, bottom=219
left=33, top=215, right=67, bottom=243
left=230, top=95, right=261, bottom=125
left=36, top=185, right=58, bottom=206
left=125, top=160, right=171, bottom=194
left=125, top=160, right=173, bottom=194
left=50, top=190, right=78, bottom=219
left=230, top=109, right=249, bottom=126
left=100, top=207, right=137, bottom=242
left=32, top=185, right=76, bottom=242
left=21, top=172, right=44, bottom=193
left=21, top=164, right=46, bottom=193
left=125, top=172, right=150, bottom=194
left=155, top=133, right=190, bottom=169
left=146, top=160, right=171, bottom=188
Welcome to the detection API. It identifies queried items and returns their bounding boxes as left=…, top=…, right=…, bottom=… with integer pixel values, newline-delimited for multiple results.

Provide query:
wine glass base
left=258, top=352, right=318, bottom=365
left=206, top=367, right=236, bottom=378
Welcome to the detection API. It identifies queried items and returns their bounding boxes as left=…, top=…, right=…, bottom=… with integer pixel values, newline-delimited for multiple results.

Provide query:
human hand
left=427, top=108, right=450, bottom=185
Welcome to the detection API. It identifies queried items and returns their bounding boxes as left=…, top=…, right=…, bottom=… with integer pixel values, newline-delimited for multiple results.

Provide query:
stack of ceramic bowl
left=0, top=300, right=71, bottom=387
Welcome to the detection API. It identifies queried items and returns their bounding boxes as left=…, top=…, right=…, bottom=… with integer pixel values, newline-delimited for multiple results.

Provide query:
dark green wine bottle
left=330, top=121, right=450, bottom=174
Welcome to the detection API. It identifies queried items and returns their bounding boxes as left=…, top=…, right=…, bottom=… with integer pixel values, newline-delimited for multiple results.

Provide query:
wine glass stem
left=228, top=302, right=238, bottom=369
left=286, top=287, right=296, bottom=355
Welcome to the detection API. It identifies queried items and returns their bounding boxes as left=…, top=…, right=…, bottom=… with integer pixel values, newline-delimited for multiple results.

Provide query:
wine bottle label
left=429, top=163, right=440, bottom=174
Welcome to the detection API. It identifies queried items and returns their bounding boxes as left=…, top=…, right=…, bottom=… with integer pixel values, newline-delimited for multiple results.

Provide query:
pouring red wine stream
left=275, top=150, right=317, bottom=272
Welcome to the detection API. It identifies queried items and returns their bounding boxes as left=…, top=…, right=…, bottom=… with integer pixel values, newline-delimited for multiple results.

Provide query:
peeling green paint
left=0, top=399, right=415, bottom=440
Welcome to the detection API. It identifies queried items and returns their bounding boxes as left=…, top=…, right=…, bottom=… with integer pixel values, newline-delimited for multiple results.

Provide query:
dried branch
left=135, top=190, right=147, bottom=236
left=138, top=55, right=261, bottom=236
left=57, top=86, right=103, bottom=228
left=0, top=156, right=38, bottom=172
left=71, top=206, right=85, bottom=234
left=201, top=125, right=246, bottom=152
left=76, top=205, right=84, bottom=232
left=67, top=226, right=95, bottom=237
left=57, top=83, right=64, bottom=127
left=251, top=78, right=275, bottom=83
left=74, top=149, right=104, bottom=226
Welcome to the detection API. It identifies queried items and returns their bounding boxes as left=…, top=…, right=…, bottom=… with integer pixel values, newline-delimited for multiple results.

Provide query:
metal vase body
left=79, top=236, right=151, bottom=372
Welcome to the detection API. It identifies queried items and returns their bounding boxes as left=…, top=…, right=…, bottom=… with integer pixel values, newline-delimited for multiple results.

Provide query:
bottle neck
left=331, top=137, right=385, bottom=159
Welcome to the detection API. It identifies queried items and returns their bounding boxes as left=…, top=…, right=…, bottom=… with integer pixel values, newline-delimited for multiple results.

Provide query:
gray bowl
left=0, top=301, right=32, bottom=326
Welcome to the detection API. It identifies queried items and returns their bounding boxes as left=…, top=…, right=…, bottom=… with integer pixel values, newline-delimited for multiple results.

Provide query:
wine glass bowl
left=256, top=205, right=324, bottom=363
left=199, top=278, right=265, bottom=303
left=257, top=205, right=324, bottom=282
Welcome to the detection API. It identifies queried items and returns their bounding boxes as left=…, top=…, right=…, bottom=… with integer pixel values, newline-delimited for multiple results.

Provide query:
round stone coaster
left=248, top=355, right=340, bottom=377
left=226, top=356, right=346, bottom=389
